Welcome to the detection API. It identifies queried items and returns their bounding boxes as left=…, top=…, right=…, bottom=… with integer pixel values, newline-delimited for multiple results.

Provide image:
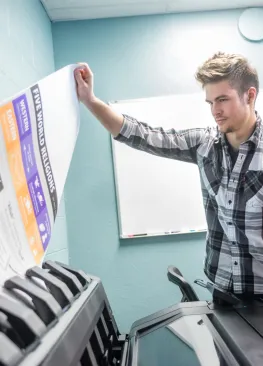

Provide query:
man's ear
left=247, top=87, right=257, bottom=104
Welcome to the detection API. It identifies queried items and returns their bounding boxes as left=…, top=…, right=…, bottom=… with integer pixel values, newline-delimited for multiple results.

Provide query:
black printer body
left=0, top=261, right=263, bottom=366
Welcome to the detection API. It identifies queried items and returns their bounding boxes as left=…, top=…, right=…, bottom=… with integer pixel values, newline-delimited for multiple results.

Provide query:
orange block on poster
left=26, top=221, right=44, bottom=264
left=7, top=143, right=25, bottom=192
left=0, top=102, right=20, bottom=152
left=16, top=184, right=35, bottom=229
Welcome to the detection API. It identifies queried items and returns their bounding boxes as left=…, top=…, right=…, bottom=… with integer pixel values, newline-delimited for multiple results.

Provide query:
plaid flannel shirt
left=115, top=112, right=263, bottom=294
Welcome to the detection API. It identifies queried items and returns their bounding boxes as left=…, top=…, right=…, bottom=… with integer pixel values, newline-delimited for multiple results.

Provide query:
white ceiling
left=41, top=0, right=263, bottom=22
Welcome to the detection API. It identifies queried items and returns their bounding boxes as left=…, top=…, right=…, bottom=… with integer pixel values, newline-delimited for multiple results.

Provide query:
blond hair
left=195, top=52, right=259, bottom=97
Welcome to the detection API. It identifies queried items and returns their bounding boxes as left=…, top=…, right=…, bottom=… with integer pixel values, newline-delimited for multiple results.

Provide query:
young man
left=74, top=52, right=263, bottom=301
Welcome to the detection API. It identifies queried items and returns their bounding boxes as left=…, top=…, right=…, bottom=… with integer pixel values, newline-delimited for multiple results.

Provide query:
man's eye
left=219, top=98, right=227, bottom=102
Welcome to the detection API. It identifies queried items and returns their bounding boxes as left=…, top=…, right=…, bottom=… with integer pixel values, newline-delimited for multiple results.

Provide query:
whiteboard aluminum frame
left=110, top=129, right=124, bottom=239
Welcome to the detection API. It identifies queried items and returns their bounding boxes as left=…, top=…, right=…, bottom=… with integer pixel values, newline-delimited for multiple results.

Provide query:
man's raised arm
left=74, top=63, right=208, bottom=163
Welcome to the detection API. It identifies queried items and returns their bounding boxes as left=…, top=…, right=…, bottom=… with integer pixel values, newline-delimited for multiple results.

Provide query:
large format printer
left=0, top=260, right=263, bottom=366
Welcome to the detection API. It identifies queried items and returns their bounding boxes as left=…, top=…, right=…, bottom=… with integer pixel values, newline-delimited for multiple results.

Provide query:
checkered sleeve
left=114, top=114, right=208, bottom=164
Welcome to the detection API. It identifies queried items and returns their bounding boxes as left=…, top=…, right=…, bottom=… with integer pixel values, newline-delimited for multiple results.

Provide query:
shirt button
left=228, top=200, right=232, bottom=204
left=228, top=222, right=232, bottom=225
left=234, top=261, right=238, bottom=265
left=232, top=241, right=236, bottom=245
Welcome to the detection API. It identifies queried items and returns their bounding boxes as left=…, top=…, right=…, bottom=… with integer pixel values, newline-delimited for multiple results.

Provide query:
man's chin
left=217, top=125, right=226, bottom=133
left=218, top=124, right=233, bottom=134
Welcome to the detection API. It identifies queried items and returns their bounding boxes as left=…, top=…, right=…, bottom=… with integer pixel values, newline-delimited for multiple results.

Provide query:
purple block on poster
left=21, top=135, right=37, bottom=180
left=13, top=94, right=31, bottom=139
left=37, top=208, right=51, bottom=250
left=28, top=173, right=46, bottom=216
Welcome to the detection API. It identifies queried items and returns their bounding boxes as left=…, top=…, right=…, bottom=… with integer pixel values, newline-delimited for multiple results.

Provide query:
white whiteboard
left=110, top=90, right=263, bottom=239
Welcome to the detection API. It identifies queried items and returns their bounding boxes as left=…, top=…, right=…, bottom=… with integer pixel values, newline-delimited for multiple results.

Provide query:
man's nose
left=212, top=103, right=222, bottom=117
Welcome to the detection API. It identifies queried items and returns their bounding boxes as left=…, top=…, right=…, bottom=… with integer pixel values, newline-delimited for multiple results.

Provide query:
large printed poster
left=0, top=65, right=80, bottom=284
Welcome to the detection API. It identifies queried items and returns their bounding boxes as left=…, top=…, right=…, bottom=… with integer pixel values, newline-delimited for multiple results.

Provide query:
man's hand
left=74, top=63, right=95, bottom=107
left=74, top=62, right=124, bottom=136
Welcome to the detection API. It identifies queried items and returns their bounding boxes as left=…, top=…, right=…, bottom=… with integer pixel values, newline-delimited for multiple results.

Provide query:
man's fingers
left=74, top=69, right=85, bottom=85
left=75, top=63, right=92, bottom=78
left=77, top=62, right=92, bottom=73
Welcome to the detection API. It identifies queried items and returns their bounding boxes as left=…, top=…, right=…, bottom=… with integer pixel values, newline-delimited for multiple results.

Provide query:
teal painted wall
left=0, top=0, right=69, bottom=264
left=52, top=9, right=263, bottom=332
